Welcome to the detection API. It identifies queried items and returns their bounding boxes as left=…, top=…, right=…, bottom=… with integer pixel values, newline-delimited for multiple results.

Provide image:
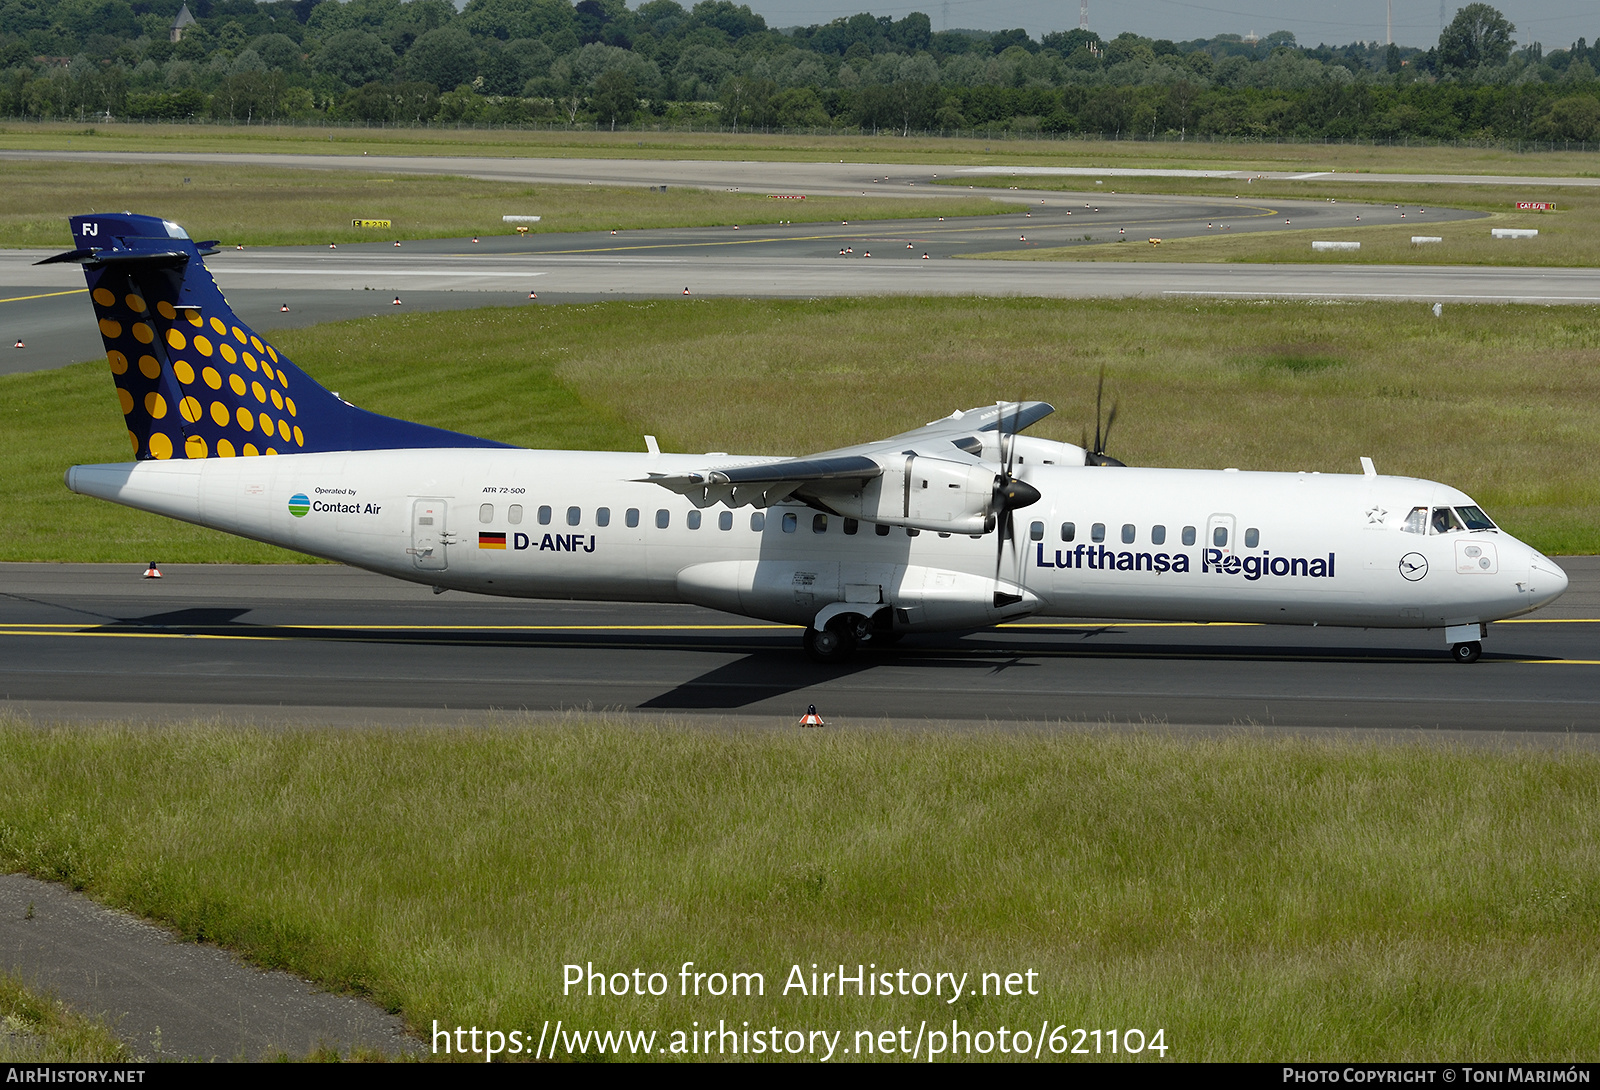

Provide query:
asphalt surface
left=1, top=560, right=1595, bottom=732
left=0, top=874, right=420, bottom=1060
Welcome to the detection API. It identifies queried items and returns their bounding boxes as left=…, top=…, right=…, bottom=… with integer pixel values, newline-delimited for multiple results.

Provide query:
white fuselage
left=67, top=448, right=1568, bottom=635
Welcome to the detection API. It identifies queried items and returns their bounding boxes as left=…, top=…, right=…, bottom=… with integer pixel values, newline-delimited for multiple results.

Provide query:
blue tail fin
left=43, top=213, right=510, bottom=460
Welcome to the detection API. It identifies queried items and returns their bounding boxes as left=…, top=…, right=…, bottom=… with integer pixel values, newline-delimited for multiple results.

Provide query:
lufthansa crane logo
left=1398, top=552, right=1429, bottom=581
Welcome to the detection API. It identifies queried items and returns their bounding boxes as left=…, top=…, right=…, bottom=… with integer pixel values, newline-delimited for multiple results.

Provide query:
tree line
left=3, top=0, right=1600, bottom=141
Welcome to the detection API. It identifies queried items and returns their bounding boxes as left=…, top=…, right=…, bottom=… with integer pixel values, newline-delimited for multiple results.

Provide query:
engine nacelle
left=963, top=433, right=1088, bottom=468
left=812, top=455, right=997, bottom=535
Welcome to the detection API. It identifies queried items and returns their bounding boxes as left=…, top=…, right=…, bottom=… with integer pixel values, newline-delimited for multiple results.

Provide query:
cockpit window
left=1403, top=507, right=1427, bottom=534
left=1430, top=507, right=1464, bottom=534
left=1457, top=506, right=1496, bottom=531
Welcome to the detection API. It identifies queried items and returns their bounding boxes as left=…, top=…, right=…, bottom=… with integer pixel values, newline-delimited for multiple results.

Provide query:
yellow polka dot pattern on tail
left=85, top=275, right=322, bottom=464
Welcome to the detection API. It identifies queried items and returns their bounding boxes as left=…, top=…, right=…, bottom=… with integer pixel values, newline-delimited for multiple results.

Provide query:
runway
left=0, top=187, right=1548, bottom=375
left=2, top=561, right=1595, bottom=731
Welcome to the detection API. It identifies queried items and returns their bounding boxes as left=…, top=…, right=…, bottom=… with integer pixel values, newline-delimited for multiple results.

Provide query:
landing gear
left=803, top=625, right=856, bottom=664
left=1452, top=641, right=1482, bottom=664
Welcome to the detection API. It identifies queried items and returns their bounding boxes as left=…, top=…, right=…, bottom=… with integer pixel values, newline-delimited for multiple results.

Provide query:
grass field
left=1, top=719, right=1597, bottom=1062
left=0, top=973, right=127, bottom=1062
left=4, top=296, right=1597, bottom=562
left=0, top=160, right=1007, bottom=249
left=950, top=176, right=1590, bottom=265
left=7, top=121, right=1600, bottom=177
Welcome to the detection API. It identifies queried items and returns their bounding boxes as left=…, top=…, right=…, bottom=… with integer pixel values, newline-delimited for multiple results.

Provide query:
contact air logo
left=288, top=492, right=310, bottom=517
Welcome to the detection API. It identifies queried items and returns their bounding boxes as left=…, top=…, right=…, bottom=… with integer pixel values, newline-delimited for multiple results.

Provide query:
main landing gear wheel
left=803, top=625, right=856, bottom=664
left=1452, top=641, right=1482, bottom=664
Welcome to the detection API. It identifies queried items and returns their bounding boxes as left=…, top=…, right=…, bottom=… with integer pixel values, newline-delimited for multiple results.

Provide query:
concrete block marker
left=1412, top=236, right=1444, bottom=244
left=0, top=874, right=422, bottom=1060
left=1492, top=228, right=1538, bottom=239
left=1312, top=241, right=1360, bottom=252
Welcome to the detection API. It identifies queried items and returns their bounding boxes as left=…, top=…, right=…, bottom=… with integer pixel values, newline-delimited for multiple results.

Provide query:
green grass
left=1, top=719, right=1598, bottom=1061
left=0, top=159, right=1007, bottom=249
left=7, top=296, right=1600, bottom=561
left=8, top=120, right=1600, bottom=177
left=952, top=176, right=1589, bottom=265
left=0, top=972, right=129, bottom=1062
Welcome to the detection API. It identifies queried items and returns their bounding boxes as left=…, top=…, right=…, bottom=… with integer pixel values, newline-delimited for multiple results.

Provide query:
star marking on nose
left=1366, top=505, right=1388, bottom=524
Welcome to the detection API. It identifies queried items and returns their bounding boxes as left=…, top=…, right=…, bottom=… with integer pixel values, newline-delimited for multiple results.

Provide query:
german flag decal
left=478, top=532, right=507, bottom=549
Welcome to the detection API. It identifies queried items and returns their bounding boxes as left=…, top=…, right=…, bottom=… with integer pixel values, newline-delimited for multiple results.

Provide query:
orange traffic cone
left=798, top=704, right=824, bottom=728
left=922, top=252, right=929, bottom=259
left=143, top=561, right=162, bottom=579
left=13, top=339, right=23, bottom=348
left=280, top=304, right=289, bottom=312
left=683, top=287, right=691, bottom=295
left=392, top=296, right=401, bottom=305
left=329, top=243, right=337, bottom=249
left=394, top=240, right=401, bottom=247
left=529, top=291, right=537, bottom=299
left=471, top=237, right=479, bottom=243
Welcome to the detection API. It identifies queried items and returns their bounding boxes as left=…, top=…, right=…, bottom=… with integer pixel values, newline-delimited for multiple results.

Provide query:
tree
left=1439, top=4, right=1515, bottom=70
left=591, top=66, right=636, bottom=126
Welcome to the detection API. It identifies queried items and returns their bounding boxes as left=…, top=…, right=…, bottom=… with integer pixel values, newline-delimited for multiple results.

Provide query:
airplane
left=45, top=212, right=1569, bottom=665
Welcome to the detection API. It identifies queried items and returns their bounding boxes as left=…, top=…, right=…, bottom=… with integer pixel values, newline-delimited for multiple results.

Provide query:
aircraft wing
left=854, top=400, right=1056, bottom=457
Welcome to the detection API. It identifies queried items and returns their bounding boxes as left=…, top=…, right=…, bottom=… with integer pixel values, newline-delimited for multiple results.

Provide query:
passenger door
left=411, top=499, right=448, bottom=570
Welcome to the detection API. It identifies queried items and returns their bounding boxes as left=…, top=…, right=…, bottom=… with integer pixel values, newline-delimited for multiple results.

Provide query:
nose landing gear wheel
left=1452, top=641, right=1482, bottom=664
left=803, top=626, right=856, bottom=664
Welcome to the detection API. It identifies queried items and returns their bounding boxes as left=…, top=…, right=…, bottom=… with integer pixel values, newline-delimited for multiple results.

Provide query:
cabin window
left=656, top=509, right=670, bottom=529
left=875, top=523, right=890, bottom=537
left=813, top=513, right=828, bottom=533
left=719, top=510, right=733, bottom=531
left=595, top=507, right=610, bottom=527
left=750, top=512, right=766, bottom=532
left=1244, top=527, right=1259, bottom=548
left=1030, top=521, right=1044, bottom=541
left=625, top=508, right=640, bottom=528
left=1403, top=507, right=1427, bottom=534
left=782, top=512, right=797, bottom=533
left=1091, top=523, right=1106, bottom=543
left=687, top=510, right=701, bottom=530
left=479, top=503, right=494, bottom=523
left=1061, top=522, right=1075, bottom=542
left=1121, top=523, right=1135, bottom=544
left=1182, top=525, right=1196, bottom=546
left=538, top=505, right=552, bottom=526
left=508, top=504, right=523, bottom=525
left=567, top=506, right=581, bottom=526
left=1151, top=524, right=1166, bottom=545
left=844, top=518, right=858, bottom=535
left=1431, top=507, right=1463, bottom=534
left=1458, top=506, right=1496, bottom=531
left=1213, top=526, right=1228, bottom=547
